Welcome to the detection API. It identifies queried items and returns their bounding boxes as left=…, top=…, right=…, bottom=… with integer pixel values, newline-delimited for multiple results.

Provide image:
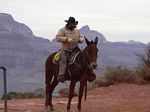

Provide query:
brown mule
left=45, top=37, right=99, bottom=112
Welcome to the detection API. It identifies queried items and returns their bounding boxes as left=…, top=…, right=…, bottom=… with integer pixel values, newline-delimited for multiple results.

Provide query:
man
left=56, top=17, right=84, bottom=82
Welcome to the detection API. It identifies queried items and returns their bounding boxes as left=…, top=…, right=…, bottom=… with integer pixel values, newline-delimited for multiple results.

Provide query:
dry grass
left=138, top=67, right=150, bottom=82
left=91, top=66, right=150, bottom=89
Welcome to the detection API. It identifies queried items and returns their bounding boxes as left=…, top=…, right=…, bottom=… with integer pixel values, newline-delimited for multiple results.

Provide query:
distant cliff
left=0, top=13, right=51, bottom=96
left=0, top=13, right=33, bottom=37
left=80, top=25, right=107, bottom=43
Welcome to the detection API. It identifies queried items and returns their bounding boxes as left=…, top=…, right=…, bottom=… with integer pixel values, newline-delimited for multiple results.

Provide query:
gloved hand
left=78, top=37, right=84, bottom=43
left=67, top=37, right=73, bottom=43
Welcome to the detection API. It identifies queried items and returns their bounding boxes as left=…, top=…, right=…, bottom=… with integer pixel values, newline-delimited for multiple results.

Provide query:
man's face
left=66, top=23, right=77, bottom=31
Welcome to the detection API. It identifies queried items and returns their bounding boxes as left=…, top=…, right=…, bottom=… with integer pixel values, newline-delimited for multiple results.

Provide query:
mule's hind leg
left=45, top=73, right=53, bottom=108
left=45, top=67, right=59, bottom=111
left=67, top=80, right=77, bottom=112
left=45, top=83, right=56, bottom=111
left=48, top=76, right=59, bottom=111
left=45, top=83, right=50, bottom=106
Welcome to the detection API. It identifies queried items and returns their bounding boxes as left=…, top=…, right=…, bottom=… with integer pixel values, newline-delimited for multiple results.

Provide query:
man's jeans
left=58, top=50, right=70, bottom=76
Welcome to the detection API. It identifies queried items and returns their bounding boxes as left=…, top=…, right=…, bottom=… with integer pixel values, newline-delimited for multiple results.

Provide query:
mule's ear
left=94, top=37, right=98, bottom=45
left=85, top=36, right=90, bottom=45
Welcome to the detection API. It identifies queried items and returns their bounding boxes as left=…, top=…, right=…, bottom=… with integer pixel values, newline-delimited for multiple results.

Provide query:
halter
left=71, top=43, right=97, bottom=71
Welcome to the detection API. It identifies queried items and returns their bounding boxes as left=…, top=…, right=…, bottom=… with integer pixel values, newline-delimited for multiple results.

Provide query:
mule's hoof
left=50, top=106, right=55, bottom=111
left=45, top=106, right=50, bottom=112
left=45, top=105, right=55, bottom=111
left=67, top=109, right=71, bottom=112
left=77, top=109, right=82, bottom=112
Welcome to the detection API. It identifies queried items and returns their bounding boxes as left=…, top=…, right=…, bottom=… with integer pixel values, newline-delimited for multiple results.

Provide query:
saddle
left=53, top=47, right=81, bottom=65
left=68, top=47, right=81, bottom=65
left=53, top=47, right=81, bottom=80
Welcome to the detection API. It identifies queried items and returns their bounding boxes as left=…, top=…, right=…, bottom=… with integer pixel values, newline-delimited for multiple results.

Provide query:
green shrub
left=1, top=91, right=44, bottom=100
left=1, top=94, right=11, bottom=100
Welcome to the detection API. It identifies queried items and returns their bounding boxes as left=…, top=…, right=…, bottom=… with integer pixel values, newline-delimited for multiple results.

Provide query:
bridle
left=72, top=43, right=98, bottom=73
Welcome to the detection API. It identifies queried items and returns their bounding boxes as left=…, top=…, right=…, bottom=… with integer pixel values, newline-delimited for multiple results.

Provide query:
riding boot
left=57, top=51, right=68, bottom=82
left=87, top=69, right=96, bottom=82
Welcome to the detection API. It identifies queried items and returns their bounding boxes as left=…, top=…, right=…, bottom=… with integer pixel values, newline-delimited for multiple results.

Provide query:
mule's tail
left=84, top=80, right=87, bottom=101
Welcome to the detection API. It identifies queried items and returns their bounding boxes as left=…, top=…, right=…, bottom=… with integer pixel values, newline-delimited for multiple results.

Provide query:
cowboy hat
left=65, top=17, right=78, bottom=25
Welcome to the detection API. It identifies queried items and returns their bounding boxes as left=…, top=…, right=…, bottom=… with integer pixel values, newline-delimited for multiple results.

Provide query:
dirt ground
left=0, top=83, right=150, bottom=112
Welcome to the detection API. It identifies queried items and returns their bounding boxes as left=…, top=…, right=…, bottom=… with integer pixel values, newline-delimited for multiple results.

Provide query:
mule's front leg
left=67, top=80, right=76, bottom=112
left=77, top=81, right=86, bottom=112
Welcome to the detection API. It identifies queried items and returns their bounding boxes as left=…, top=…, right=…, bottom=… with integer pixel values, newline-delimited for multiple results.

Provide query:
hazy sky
left=0, top=0, right=150, bottom=43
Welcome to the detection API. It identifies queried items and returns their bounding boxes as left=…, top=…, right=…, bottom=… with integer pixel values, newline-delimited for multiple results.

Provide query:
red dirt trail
left=0, top=83, right=150, bottom=112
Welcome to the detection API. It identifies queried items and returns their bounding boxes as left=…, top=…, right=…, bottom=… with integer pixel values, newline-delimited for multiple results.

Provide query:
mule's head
left=84, top=37, right=99, bottom=69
